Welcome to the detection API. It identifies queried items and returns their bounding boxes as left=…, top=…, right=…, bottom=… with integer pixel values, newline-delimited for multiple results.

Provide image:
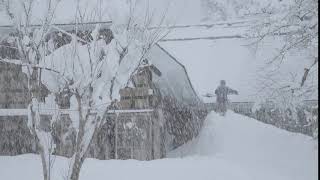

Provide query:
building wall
left=0, top=62, right=30, bottom=108
left=100, top=110, right=165, bottom=160
left=0, top=116, right=37, bottom=155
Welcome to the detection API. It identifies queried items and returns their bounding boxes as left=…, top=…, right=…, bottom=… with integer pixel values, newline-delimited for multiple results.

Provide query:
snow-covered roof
left=162, top=19, right=254, bottom=41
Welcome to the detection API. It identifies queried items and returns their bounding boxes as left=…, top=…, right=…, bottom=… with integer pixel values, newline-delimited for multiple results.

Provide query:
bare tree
left=248, top=0, right=318, bottom=122
left=0, top=1, right=61, bottom=180
left=1, top=0, right=169, bottom=180
left=249, top=0, right=318, bottom=107
left=200, top=0, right=271, bottom=21
left=250, top=0, right=318, bottom=88
left=61, top=4, right=168, bottom=180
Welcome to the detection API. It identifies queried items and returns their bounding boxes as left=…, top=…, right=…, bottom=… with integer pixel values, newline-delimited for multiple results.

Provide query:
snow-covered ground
left=0, top=111, right=317, bottom=180
left=169, top=111, right=318, bottom=180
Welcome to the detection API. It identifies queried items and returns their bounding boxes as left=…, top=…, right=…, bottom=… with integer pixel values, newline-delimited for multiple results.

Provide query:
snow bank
left=0, top=153, right=256, bottom=180
left=0, top=111, right=317, bottom=180
left=170, top=111, right=318, bottom=180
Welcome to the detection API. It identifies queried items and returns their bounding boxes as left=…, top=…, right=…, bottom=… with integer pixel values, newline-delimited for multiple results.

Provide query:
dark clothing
left=215, top=85, right=238, bottom=114
left=215, top=86, right=238, bottom=103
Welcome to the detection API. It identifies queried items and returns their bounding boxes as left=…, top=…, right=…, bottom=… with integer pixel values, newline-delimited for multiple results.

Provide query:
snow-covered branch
left=248, top=0, right=318, bottom=121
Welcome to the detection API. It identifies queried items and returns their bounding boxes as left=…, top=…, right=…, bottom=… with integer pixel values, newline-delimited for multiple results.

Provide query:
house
left=0, top=22, right=207, bottom=160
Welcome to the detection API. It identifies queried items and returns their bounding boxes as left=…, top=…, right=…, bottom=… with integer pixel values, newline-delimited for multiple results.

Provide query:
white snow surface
left=169, top=111, right=318, bottom=180
left=0, top=111, right=317, bottom=180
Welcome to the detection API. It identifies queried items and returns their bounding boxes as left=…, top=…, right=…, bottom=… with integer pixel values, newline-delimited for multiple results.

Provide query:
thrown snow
left=0, top=111, right=317, bottom=180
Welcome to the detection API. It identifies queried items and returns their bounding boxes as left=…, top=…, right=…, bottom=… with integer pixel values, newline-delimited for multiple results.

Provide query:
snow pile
left=170, top=111, right=318, bottom=180
left=0, top=111, right=317, bottom=180
left=0, top=153, right=258, bottom=180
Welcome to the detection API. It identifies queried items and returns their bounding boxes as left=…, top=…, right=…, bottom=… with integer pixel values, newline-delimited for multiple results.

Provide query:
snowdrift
left=0, top=111, right=317, bottom=180
left=170, top=111, right=318, bottom=180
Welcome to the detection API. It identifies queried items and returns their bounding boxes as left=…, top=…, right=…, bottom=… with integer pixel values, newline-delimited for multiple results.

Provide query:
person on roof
left=215, top=80, right=238, bottom=116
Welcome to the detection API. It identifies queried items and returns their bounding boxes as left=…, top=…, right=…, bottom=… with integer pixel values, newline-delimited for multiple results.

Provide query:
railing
left=0, top=108, right=154, bottom=117
left=205, top=100, right=318, bottom=112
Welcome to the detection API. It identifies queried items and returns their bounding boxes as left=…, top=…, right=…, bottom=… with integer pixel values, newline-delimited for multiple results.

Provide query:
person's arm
left=227, top=87, right=238, bottom=95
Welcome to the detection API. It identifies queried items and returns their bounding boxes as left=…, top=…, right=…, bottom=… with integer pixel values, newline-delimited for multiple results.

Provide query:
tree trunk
left=69, top=153, right=85, bottom=180
left=39, top=147, right=50, bottom=180
left=29, top=102, right=50, bottom=180
left=68, top=95, right=88, bottom=180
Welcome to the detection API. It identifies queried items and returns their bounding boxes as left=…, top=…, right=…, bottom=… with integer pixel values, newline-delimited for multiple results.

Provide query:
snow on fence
left=206, top=100, right=318, bottom=137
left=0, top=108, right=158, bottom=159
left=205, top=100, right=318, bottom=114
